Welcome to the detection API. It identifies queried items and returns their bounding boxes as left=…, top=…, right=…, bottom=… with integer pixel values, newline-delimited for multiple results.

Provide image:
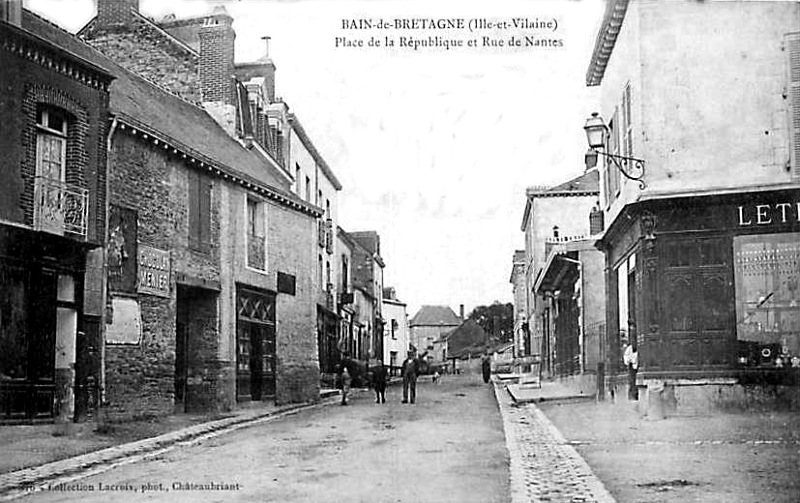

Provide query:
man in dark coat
left=481, top=353, right=492, bottom=384
left=401, top=350, right=426, bottom=404
left=372, top=360, right=388, bottom=404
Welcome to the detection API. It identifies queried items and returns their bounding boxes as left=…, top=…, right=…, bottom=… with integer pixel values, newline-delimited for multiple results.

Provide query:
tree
left=468, top=301, right=514, bottom=343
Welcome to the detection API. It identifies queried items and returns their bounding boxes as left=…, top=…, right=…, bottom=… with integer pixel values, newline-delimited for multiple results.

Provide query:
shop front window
left=734, top=233, right=800, bottom=368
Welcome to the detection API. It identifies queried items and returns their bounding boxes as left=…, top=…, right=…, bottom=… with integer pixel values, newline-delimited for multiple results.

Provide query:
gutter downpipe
left=101, top=116, right=118, bottom=406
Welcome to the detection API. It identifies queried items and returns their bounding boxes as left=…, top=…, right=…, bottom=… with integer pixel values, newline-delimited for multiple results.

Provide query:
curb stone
left=0, top=393, right=343, bottom=501
left=493, top=382, right=616, bottom=503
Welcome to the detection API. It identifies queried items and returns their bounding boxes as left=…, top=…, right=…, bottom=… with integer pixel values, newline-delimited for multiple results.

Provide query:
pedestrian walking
left=372, top=360, right=387, bottom=403
left=623, top=340, right=638, bottom=400
left=340, top=366, right=352, bottom=406
left=481, top=353, right=492, bottom=384
left=401, top=350, right=426, bottom=404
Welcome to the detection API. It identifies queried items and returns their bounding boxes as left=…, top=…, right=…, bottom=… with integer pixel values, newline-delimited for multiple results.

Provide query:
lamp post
left=583, top=112, right=646, bottom=189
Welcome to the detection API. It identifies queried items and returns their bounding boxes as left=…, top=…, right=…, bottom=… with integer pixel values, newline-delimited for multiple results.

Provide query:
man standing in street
left=623, top=339, right=639, bottom=400
left=481, top=352, right=492, bottom=384
left=372, top=360, right=388, bottom=404
left=340, top=366, right=352, bottom=406
left=401, top=350, right=426, bottom=404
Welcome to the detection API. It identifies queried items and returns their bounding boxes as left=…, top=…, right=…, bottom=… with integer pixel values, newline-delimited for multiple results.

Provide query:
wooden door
left=653, top=237, right=736, bottom=370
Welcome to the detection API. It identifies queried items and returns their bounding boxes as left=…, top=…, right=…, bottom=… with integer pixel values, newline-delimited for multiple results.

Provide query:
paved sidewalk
left=506, top=380, right=595, bottom=404
left=0, top=390, right=341, bottom=501
left=494, top=382, right=615, bottom=503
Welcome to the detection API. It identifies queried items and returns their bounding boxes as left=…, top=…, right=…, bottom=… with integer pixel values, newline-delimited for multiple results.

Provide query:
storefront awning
left=535, top=250, right=580, bottom=294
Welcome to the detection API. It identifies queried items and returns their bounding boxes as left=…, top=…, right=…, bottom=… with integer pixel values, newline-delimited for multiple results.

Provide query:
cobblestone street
left=494, top=385, right=615, bottom=503
left=15, top=376, right=510, bottom=503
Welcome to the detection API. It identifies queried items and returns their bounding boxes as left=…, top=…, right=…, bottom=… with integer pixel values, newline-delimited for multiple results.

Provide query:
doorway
left=0, top=265, right=58, bottom=420
left=175, top=284, right=219, bottom=412
left=236, top=287, right=276, bottom=401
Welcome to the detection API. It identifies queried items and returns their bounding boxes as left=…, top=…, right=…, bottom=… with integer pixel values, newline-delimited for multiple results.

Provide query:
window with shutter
left=622, top=82, right=633, bottom=163
left=787, top=32, right=800, bottom=180
left=246, top=198, right=266, bottom=270
left=188, top=171, right=211, bottom=253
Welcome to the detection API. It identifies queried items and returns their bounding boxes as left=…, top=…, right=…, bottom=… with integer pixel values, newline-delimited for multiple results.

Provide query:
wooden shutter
left=188, top=170, right=200, bottom=249
left=623, top=83, right=633, bottom=158
left=187, top=171, right=210, bottom=251
left=787, top=33, right=800, bottom=179
left=199, top=177, right=211, bottom=247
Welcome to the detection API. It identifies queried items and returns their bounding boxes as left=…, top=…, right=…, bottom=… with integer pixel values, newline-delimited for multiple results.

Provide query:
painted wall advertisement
left=137, top=246, right=171, bottom=298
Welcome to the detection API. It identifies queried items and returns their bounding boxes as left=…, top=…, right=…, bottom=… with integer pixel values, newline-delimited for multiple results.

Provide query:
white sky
left=27, top=0, right=603, bottom=316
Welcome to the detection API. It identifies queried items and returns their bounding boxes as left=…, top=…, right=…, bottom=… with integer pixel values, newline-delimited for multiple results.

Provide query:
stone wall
left=218, top=184, right=321, bottom=406
left=104, top=295, right=175, bottom=419
left=104, top=131, right=227, bottom=419
left=83, top=30, right=201, bottom=104
left=269, top=204, right=321, bottom=405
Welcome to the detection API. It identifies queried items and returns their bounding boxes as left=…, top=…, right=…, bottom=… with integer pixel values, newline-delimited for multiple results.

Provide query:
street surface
left=22, top=375, right=510, bottom=503
left=539, top=400, right=800, bottom=503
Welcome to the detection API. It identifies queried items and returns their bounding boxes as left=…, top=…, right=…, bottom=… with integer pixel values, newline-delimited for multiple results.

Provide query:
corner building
left=587, top=0, right=800, bottom=408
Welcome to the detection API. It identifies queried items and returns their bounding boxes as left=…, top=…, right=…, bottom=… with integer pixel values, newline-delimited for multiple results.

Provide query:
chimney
left=589, top=202, right=605, bottom=235
left=459, top=304, right=465, bottom=321
left=97, top=0, right=139, bottom=29
left=199, top=6, right=237, bottom=136
left=200, top=7, right=235, bottom=105
left=260, top=36, right=277, bottom=102
left=1, top=0, right=22, bottom=25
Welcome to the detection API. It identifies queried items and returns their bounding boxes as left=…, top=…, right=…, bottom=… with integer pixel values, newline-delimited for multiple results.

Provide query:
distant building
left=409, top=305, right=463, bottom=358
left=509, top=250, right=527, bottom=357
left=442, top=320, right=490, bottom=360
left=350, top=231, right=386, bottom=361
left=382, top=287, right=410, bottom=374
left=334, top=226, right=356, bottom=367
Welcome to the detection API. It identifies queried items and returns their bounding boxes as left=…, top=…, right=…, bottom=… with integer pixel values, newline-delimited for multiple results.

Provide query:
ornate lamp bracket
left=595, top=150, right=646, bottom=189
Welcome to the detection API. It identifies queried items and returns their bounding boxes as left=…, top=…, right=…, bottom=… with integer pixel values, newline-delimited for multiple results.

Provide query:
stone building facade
left=350, top=231, right=386, bottom=361
left=286, top=117, right=343, bottom=377
left=15, top=0, right=325, bottom=418
left=78, top=1, right=345, bottom=397
left=534, top=238, right=605, bottom=389
left=519, top=169, right=600, bottom=377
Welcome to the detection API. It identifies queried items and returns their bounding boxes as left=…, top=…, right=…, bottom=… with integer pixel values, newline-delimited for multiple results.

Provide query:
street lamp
left=583, top=112, right=646, bottom=189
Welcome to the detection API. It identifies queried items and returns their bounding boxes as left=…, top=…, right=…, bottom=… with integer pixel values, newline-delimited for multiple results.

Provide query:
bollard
left=646, top=381, right=666, bottom=420
left=596, top=362, right=605, bottom=401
